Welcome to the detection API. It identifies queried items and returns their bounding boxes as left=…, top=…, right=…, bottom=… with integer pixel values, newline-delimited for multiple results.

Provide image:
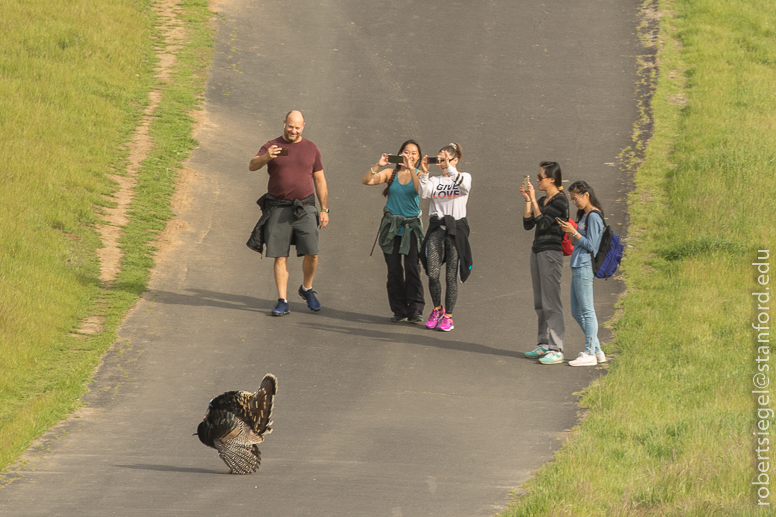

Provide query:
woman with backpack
left=520, top=161, right=569, bottom=365
left=558, top=180, right=606, bottom=366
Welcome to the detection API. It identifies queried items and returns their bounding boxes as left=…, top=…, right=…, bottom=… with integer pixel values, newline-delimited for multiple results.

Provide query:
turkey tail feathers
left=251, top=373, right=278, bottom=436
left=259, top=373, right=278, bottom=399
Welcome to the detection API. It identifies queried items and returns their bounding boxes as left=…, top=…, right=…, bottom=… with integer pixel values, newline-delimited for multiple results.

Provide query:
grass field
left=0, top=0, right=214, bottom=471
left=503, top=0, right=776, bottom=514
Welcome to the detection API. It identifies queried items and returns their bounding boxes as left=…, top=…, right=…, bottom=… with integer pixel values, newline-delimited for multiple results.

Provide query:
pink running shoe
left=425, top=307, right=444, bottom=329
left=437, top=315, right=454, bottom=332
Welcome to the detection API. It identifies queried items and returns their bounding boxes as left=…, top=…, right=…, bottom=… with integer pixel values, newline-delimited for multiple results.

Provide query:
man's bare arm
left=249, top=145, right=281, bottom=171
left=313, top=169, right=329, bottom=229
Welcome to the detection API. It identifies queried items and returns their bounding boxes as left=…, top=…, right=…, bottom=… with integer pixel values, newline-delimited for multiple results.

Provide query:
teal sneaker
left=539, top=351, right=564, bottom=365
left=525, top=345, right=549, bottom=358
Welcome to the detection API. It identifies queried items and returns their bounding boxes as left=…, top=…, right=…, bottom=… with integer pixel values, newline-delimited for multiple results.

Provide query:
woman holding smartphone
left=521, top=161, right=569, bottom=365
left=558, top=180, right=606, bottom=366
left=418, top=143, right=473, bottom=332
left=362, top=140, right=425, bottom=323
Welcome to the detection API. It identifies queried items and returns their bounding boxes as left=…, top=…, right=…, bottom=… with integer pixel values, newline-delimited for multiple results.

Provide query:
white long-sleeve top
left=418, top=167, right=472, bottom=220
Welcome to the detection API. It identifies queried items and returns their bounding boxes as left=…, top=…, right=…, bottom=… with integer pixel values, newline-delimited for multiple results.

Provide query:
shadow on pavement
left=145, top=288, right=522, bottom=358
left=298, top=321, right=522, bottom=359
left=114, top=464, right=220, bottom=474
left=146, top=288, right=395, bottom=324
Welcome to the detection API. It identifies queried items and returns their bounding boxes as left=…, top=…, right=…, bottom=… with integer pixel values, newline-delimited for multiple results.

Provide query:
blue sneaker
left=271, top=299, right=290, bottom=316
left=298, top=285, right=321, bottom=311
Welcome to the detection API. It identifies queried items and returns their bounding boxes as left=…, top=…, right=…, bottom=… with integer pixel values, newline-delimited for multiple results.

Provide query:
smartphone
left=427, top=157, right=439, bottom=165
left=523, top=175, right=530, bottom=189
left=278, top=148, right=289, bottom=156
left=555, top=217, right=563, bottom=223
left=387, top=155, right=404, bottom=164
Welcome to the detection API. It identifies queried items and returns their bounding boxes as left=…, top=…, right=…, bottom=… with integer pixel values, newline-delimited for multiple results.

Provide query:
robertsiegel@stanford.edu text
left=753, top=250, right=771, bottom=506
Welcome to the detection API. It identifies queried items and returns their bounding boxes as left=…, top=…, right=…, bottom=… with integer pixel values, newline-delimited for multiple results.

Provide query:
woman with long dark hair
left=520, top=161, right=569, bottom=365
left=558, top=180, right=606, bottom=366
left=417, top=142, right=473, bottom=332
left=362, top=140, right=425, bottom=322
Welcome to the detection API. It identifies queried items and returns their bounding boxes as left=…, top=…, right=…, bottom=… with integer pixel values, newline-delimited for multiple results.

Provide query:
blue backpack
left=588, top=210, right=623, bottom=279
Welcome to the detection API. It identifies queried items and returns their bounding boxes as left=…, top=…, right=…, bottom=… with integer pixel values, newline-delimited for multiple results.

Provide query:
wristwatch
left=321, top=208, right=329, bottom=213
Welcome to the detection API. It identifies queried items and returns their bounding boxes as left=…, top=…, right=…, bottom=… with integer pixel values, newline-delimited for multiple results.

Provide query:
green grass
left=0, top=0, right=214, bottom=471
left=503, top=0, right=775, bottom=514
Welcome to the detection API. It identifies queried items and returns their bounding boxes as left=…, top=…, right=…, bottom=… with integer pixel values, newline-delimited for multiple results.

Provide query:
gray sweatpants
left=529, top=250, right=565, bottom=351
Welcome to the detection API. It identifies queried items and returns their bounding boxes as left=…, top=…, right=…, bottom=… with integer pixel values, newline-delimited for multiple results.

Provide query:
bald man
left=249, top=110, right=329, bottom=316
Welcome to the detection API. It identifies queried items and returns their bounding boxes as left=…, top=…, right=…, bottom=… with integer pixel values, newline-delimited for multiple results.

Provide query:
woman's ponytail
left=439, top=142, right=463, bottom=161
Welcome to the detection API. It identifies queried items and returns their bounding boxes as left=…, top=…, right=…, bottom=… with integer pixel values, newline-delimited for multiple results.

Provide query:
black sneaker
left=391, top=313, right=407, bottom=323
left=407, top=314, right=423, bottom=323
left=298, top=285, right=321, bottom=311
left=271, top=299, right=290, bottom=316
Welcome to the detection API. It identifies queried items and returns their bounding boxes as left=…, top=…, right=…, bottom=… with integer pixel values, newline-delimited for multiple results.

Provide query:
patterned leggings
left=425, top=228, right=459, bottom=314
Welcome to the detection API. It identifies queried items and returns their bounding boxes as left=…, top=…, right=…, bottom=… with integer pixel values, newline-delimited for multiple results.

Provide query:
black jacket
left=419, top=215, right=473, bottom=283
left=246, top=193, right=317, bottom=255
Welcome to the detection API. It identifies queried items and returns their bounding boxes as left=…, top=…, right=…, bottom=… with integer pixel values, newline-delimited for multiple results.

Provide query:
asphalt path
left=0, top=0, right=642, bottom=515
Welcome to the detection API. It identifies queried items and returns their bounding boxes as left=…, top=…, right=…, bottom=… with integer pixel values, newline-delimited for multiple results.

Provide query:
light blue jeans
left=570, top=265, right=601, bottom=355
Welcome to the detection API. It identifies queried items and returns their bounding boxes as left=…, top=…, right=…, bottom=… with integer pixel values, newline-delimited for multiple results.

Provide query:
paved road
left=0, top=1, right=641, bottom=515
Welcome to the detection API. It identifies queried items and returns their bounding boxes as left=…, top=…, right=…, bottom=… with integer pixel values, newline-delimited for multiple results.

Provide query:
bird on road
left=196, top=373, right=278, bottom=474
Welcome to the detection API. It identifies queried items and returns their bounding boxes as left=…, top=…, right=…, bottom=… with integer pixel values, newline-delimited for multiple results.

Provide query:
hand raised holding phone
left=266, top=145, right=288, bottom=159
left=387, top=152, right=416, bottom=171
left=419, top=155, right=431, bottom=174
left=520, top=177, right=536, bottom=202
left=438, top=150, right=453, bottom=169
left=520, top=175, right=534, bottom=201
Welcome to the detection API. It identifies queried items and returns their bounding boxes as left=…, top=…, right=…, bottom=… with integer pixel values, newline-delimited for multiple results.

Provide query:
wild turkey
left=196, top=373, right=277, bottom=474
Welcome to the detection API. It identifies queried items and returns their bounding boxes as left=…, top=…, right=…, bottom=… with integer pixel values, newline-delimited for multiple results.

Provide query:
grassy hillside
left=0, top=0, right=214, bottom=471
left=504, top=0, right=776, bottom=514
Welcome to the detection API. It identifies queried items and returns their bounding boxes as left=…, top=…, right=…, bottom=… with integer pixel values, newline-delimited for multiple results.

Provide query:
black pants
left=384, top=235, right=425, bottom=317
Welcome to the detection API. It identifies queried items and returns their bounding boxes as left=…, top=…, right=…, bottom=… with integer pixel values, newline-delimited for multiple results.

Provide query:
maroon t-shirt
left=257, top=136, right=323, bottom=201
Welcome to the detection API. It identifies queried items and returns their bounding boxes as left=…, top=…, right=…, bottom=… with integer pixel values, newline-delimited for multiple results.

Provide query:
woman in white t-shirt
left=417, top=142, right=473, bottom=332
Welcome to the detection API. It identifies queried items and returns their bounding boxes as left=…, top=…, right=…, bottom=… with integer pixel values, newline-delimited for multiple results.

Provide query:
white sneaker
left=596, top=351, right=607, bottom=364
left=569, top=352, right=597, bottom=367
